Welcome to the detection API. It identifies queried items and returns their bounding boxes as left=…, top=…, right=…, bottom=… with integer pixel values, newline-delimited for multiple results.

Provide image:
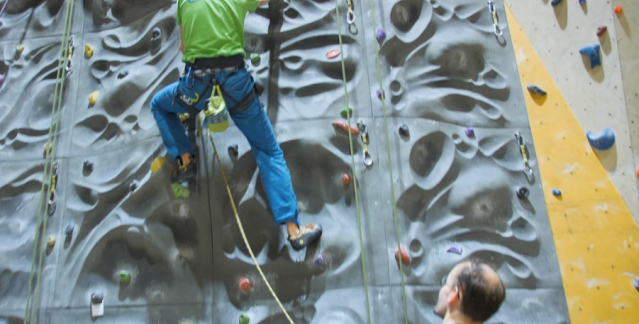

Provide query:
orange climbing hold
left=614, top=5, right=623, bottom=14
left=332, top=121, right=360, bottom=135
left=394, top=244, right=410, bottom=265
left=326, top=49, right=340, bottom=59
left=636, top=165, right=639, bottom=179
left=342, top=173, right=350, bottom=185
left=238, top=277, right=252, bottom=291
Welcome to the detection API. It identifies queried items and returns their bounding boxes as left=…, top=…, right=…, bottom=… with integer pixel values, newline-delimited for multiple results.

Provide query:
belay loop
left=203, top=85, right=230, bottom=133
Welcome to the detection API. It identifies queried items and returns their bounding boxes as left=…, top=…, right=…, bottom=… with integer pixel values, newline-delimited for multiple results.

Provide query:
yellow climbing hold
left=151, top=156, right=166, bottom=174
left=85, top=44, right=94, bottom=59
left=47, top=236, right=56, bottom=247
left=16, top=44, right=25, bottom=54
left=89, top=91, right=99, bottom=105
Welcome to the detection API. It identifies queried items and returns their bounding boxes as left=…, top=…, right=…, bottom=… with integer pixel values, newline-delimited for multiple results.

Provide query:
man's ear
left=447, top=286, right=460, bottom=305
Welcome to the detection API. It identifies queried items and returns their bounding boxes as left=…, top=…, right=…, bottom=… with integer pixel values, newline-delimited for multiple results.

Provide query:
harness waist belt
left=185, top=54, right=244, bottom=73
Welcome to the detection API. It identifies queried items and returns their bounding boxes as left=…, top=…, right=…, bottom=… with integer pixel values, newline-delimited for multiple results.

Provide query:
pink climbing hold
left=394, top=244, right=410, bottom=264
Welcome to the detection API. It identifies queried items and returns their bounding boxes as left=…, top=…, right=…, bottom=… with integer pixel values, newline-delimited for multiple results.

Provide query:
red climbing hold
left=342, top=174, right=350, bottom=185
left=597, top=26, right=607, bottom=37
left=238, top=277, right=252, bottom=291
left=332, top=121, right=360, bottom=135
left=614, top=5, right=623, bottom=14
left=326, top=49, right=340, bottom=59
left=394, top=244, right=410, bottom=265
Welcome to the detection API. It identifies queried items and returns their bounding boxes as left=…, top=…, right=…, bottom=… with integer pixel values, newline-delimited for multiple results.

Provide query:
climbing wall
left=0, top=0, right=570, bottom=323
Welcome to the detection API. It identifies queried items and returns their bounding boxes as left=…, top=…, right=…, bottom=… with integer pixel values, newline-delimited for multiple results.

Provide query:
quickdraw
left=48, top=162, right=59, bottom=216
left=515, top=132, right=533, bottom=176
left=346, top=0, right=357, bottom=34
left=65, top=36, right=75, bottom=76
left=357, top=120, right=373, bottom=166
left=487, top=0, right=503, bottom=36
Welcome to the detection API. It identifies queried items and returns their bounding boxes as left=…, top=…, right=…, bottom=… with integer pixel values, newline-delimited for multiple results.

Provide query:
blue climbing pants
left=150, top=67, right=299, bottom=225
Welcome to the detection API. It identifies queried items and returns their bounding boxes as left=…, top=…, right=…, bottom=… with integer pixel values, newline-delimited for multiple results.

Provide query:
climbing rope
left=365, top=0, right=410, bottom=321
left=332, top=0, right=372, bottom=323
left=23, top=0, right=74, bottom=323
left=207, top=133, right=295, bottom=324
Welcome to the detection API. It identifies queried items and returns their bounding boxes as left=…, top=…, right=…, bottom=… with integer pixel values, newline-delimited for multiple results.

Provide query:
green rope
left=366, top=0, right=409, bottom=322
left=332, top=1, right=372, bottom=323
left=23, top=0, right=74, bottom=323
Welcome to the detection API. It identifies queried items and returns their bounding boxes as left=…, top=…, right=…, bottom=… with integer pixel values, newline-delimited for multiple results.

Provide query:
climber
left=434, top=260, right=506, bottom=324
left=150, top=0, right=322, bottom=251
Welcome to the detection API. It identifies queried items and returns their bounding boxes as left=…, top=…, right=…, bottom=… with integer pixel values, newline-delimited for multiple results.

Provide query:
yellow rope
left=207, top=133, right=295, bottom=324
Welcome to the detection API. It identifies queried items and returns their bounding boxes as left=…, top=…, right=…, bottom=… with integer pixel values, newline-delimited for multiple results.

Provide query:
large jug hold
left=204, top=85, right=230, bottom=133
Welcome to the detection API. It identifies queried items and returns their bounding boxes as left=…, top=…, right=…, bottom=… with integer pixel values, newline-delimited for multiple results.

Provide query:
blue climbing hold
left=579, top=44, right=601, bottom=69
left=65, top=220, right=75, bottom=238
left=586, top=128, right=615, bottom=150
left=552, top=189, right=562, bottom=196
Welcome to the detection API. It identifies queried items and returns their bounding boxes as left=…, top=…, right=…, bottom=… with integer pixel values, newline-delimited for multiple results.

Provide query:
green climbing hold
left=119, top=270, right=131, bottom=284
left=172, top=183, right=191, bottom=198
left=239, top=313, right=250, bottom=324
left=340, top=106, right=353, bottom=118
left=250, top=53, right=260, bottom=63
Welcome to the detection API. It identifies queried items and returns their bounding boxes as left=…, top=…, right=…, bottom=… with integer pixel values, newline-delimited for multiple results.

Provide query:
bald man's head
left=434, top=261, right=506, bottom=322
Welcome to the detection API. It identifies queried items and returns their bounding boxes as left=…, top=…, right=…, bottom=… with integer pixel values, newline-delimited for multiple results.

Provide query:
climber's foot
left=287, top=223, right=322, bottom=251
left=173, top=154, right=197, bottom=183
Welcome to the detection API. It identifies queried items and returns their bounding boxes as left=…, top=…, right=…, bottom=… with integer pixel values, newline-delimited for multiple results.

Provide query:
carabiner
left=514, top=132, right=533, bottom=176
left=487, top=0, right=503, bottom=36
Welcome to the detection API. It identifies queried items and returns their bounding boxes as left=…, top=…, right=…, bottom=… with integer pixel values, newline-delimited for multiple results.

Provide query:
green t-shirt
left=177, top=0, right=259, bottom=63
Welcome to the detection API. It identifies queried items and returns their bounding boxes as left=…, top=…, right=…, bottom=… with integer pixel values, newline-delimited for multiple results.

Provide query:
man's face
left=433, top=262, right=470, bottom=317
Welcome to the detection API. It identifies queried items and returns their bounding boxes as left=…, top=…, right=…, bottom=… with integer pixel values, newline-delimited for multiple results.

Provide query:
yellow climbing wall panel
left=506, top=6, right=639, bottom=323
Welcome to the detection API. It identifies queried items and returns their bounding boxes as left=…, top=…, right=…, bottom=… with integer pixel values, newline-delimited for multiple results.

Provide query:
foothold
left=552, top=189, right=562, bottom=196
left=129, top=180, right=139, bottom=192
left=516, top=187, right=530, bottom=199
left=90, top=292, right=104, bottom=318
left=376, top=28, right=386, bottom=43
left=586, top=128, right=615, bottom=150
left=151, top=156, right=166, bottom=174
left=332, top=121, right=360, bottom=135
left=88, top=91, right=99, bottom=105
left=228, top=145, right=239, bottom=157
left=579, top=44, right=601, bottom=69
left=314, top=254, right=325, bottom=267
left=340, top=106, right=353, bottom=118
left=83, top=160, right=94, bottom=172
left=91, top=293, right=104, bottom=304
left=464, top=127, right=475, bottom=138
left=551, top=0, right=563, bottom=6
left=150, top=27, right=162, bottom=52
left=596, top=26, right=607, bottom=37
left=326, top=49, right=340, bottom=59
left=376, top=89, right=385, bottom=100
left=342, top=173, right=350, bottom=185
left=119, top=270, right=131, bottom=284
left=0, top=74, right=5, bottom=89
left=239, top=313, right=250, bottom=324
left=579, top=0, right=586, bottom=4
left=16, top=44, right=25, bottom=55
left=633, top=278, right=639, bottom=290
left=172, top=183, right=191, bottom=199
left=250, top=53, right=261, bottom=63
left=65, top=220, right=75, bottom=238
left=85, top=44, right=94, bottom=58
left=117, top=70, right=129, bottom=79
left=446, top=244, right=462, bottom=255
left=394, top=244, right=410, bottom=265
left=527, top=84, right=547, bottom=96
left=614, top=5, right=623, bottom=14
left=398, top=124, right=410, bottom=137
left=47, top=236, right=56, bottom=247
left=238, top=277, right=252, bottom=291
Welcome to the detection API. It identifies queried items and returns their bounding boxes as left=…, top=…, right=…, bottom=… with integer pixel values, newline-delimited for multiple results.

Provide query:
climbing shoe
left=288, top=223, right=323, bottom=251
left=172, top=155, right=197, bottom=183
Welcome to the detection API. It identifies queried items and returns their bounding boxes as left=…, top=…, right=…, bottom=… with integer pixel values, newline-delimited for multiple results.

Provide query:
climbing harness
left=207, top=133, right=295, bottom=324
left=364, top=0, right=410, bottom=321
left=487, top=0, right=503, bottom=36
left=345, top=0, right=357, bottom=34
left=333, top=0, right=372, bottom=323
left=515, top=132, right=534, bottom=176
left=23, top=0, right=75, bottom=323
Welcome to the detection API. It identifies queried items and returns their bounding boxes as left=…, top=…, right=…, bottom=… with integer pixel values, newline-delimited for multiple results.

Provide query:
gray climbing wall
left=0, top=0, right=571, bottom=323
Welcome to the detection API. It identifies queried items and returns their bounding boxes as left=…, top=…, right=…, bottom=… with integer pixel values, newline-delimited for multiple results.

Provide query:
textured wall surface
left=0, top=0, right=569, bottom=323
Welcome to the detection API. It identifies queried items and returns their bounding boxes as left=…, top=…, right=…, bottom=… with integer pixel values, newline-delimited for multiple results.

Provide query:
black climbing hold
left=84, top=160, right=94, bottom=171
left=399, top=124, right=410, bottom=137
left=579, top=44, right=601, bottom=69
left=150, top=27, right=162, bottom=52
left=516, top=187, right=530, bottom=199
left=91, top=292, right=104, bottom=303
left=551, top=0, right=563, bottom=6
left=228, top=145, right=239, bottom=157
left=117, top=71, right=129, bottom=79
left=129, top=180, right=139, bottom=192
left=527, top=84, right=547, bottom=96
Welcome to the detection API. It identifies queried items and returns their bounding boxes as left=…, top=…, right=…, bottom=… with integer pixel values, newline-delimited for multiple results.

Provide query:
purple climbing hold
left=376, top=89, right=385, bottom=100
left=446, top=244, right=462, bottom=255
left=0, top=74, right=4, bottom=89
left=314, top=254, right=325, bottom=266
left=464, top=127, right=475, bottom=137
left=579, top=0, right=586, bottom=4
left=376, top=28, right=386, bottom=44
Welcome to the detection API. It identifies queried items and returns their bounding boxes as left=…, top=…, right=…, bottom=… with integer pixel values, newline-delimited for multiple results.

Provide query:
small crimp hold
left=597, top=26, right=607, bottom=37
left=65, top=220, right=75, bottom=238
left=551, top=0, right=563, bottom=6
left=516, top=186, right=530, bottom=199
left=117, top=70, right=129, bottom=79
left=465, top=127, right=475, bottom=138
left=446, top=244, right=462, bottom=255
left=342, top=173, right=350, bottom=185
left=376, top=28, right=386, bottom=44
left=314, top=254, right=325, bottom=267
left=527, top=84, right=547, bottom=96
